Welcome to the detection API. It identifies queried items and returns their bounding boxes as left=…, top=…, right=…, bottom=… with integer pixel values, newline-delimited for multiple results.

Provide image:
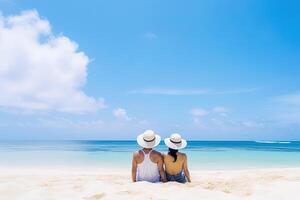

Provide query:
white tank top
left=136, top=150, right=160, bottom=183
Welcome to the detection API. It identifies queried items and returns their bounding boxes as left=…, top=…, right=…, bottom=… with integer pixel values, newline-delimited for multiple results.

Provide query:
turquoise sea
left=1, top=141, right=300, bottom=170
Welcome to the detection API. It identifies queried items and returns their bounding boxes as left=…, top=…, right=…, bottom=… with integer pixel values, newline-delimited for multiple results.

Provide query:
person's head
left=137, top=130, right=161, bottom=149
left=164, top=133, right=187, bottom=162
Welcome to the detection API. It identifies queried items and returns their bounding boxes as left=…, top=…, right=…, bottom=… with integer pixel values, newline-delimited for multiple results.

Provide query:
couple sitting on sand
left=132, top=130, right=191, bottom=183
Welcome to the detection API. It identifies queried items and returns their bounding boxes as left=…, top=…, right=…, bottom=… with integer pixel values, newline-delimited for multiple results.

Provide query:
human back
left=135, top=149, right=162, bottom=182
left=163, top=133, right=191, bottom=183
left=163, top=151, right=186, bottom=175
left=131, top=130, right=166, bottom=183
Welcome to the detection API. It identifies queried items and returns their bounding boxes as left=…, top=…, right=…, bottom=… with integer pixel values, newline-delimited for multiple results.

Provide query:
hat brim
left=137, top=134, right=161, bottom=148
left=164, top=138, right=187, bottom=150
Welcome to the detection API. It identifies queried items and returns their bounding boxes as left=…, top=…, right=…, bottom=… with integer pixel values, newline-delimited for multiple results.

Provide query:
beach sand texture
left=0, top=167, right=299, bottom=200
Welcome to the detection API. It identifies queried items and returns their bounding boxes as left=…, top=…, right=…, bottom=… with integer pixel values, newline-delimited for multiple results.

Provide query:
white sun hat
left=137, top=130, right=161, bottom=149
left=164, top=133, right=187, bottom=150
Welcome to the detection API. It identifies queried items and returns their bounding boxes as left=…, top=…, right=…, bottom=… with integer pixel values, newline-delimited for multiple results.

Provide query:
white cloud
left=241, top=120, right=264, bottom=128
left=215, top=88, right=259, bottom=95
left=0, top=0, right=13, bottom=5
left=37, top=118, right=104, bottom=129
left=189, top=106, right=264, bottom=131
left=271, top=92, right=300, bottom=124
left=275, top=92, right=300, bottom=106
left=130, top=88, right=259, bottom=96
left=113, top=108, right=131, bottom=121
left=190, top=108, right=209, bottom=117
left=190, top=108, right=209, bottom=123
left=194, top=117, right=264, bottom=131
left=144, top=32, right=157, bottom=40
left=213, top=106, right=228, bottom=113
left=131, top=88, right=208, bottom=95
left=0, top=10, right=105, bottom=113
left=24, top=116, right=150, bottom=135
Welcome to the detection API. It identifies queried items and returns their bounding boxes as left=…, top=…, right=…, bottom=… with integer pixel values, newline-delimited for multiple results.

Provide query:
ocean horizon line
left=0, top=139, right=299, bottom=143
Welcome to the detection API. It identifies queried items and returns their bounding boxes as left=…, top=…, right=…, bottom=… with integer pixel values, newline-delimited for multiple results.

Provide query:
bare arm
left=158, top=154, right=167, bottom=182
left=131, top=152, right=138, bottom=182
left=183, top=155, right=191, bottom=182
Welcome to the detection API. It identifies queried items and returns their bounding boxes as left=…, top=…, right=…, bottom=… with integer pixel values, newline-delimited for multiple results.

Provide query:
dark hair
left=168, top=148, right=178, bottom=162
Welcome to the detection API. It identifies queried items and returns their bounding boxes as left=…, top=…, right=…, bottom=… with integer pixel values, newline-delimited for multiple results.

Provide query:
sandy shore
left=0, top=167, right=300, bottom=200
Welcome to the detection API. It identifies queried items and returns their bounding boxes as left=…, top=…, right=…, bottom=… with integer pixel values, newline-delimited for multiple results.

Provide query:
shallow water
left=1, top=140, right=300, bottom=170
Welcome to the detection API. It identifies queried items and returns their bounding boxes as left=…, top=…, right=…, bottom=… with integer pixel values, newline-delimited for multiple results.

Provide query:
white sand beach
left=0, top=167, right=299, bottom=200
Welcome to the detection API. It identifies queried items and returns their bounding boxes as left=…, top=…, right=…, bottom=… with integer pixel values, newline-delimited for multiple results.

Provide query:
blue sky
left=0, top=0, right=300, bottom=140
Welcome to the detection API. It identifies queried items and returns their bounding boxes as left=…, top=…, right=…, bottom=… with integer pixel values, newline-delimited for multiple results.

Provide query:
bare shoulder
left=151, top=150, right=163, bottom=158
left=178, top=152, right=187, bottom=159
left=151, top=150, right=162, bottom=155
left=180, top=152, right=187, bottom=156
left=133, top=150, right=141, bottom=159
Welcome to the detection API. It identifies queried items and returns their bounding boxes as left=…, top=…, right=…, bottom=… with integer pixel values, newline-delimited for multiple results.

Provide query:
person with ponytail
left=163, top=133, right=191, bottom=183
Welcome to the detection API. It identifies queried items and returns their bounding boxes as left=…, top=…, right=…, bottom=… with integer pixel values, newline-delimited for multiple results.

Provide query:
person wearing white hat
left=131, top=130, right=166, bottom=183
left=163, top=133, right=191, bottom=183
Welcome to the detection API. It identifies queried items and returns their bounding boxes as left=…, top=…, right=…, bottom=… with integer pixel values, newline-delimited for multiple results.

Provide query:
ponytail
left=168, top=148, right=178, bottom=162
